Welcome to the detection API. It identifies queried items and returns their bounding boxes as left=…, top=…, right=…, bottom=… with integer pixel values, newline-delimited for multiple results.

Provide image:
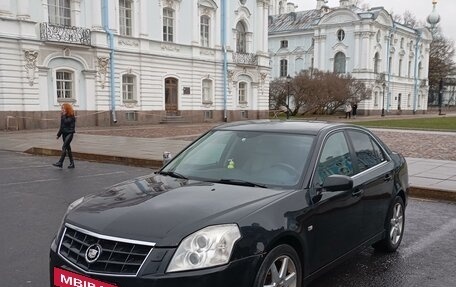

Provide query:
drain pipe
left=221, top=0, right=228, bottom=122
left=413, top=31, right=422, bottom=114
left=102, top=0, right=117, bottom=123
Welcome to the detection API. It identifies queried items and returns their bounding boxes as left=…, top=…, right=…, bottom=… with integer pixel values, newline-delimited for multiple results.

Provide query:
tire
left=254, top=244, right=302, bottom=287
left=373, top=196, right=405, bottom=252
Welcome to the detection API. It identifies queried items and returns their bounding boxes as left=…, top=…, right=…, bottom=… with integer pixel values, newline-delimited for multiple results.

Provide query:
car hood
left=66, top=174, right=289, bottom=246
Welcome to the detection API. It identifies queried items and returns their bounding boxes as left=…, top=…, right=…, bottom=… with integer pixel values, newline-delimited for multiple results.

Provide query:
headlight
left=166, top=224, right=241, bottom=272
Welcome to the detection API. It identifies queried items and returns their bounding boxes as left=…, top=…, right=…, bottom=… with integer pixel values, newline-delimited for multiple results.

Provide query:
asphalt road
left=0, top=151, right=455, bottom=287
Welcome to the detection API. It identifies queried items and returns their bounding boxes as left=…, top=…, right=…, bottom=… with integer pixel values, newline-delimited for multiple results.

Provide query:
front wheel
left=254, top=244, right=302, bottom=287
left=373, top=196, right=405, bottom=252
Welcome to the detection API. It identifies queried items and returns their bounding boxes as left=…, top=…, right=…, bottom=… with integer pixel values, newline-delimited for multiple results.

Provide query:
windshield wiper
left=156, top=171, right=188, bottom=180
left=214, top=179, right=267, bottom=188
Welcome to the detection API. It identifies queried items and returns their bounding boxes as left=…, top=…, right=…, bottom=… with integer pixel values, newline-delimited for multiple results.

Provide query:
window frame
left=202, top=78, right=213, bottom=104
left=280, top=40, right=288, bottom=48
left=122, top=74, right=136, bottom=102
left=238, top=82, right=247, bottom=104
left=163, top=7, right=175, bottom=42
left=119, top=0, right=133, bottom=36
left=236, top=21, right=247, bottom=53
left=280, top=59, right=288, bottom=78
left=337, top=29, right=345, bottom=41
left=55, top=69, right=74, bottom=101
left=48, top=0, right=71, bottom=26
left=200, top=15, right=210, bottom=47
left=334, top=52, right=346, bottom=74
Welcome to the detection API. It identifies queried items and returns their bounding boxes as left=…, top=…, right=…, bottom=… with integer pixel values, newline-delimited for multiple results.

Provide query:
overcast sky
left=292, top=0, right=455, bottom=42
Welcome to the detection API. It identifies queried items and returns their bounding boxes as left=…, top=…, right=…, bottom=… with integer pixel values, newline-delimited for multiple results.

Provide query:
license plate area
left=54, top=267, right=118, bottom=287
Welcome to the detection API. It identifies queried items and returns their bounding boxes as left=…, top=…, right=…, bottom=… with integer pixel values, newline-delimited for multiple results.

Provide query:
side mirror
left=163, top=151, right=173, bottom=166
left=321, top=175, right=353, bottom=192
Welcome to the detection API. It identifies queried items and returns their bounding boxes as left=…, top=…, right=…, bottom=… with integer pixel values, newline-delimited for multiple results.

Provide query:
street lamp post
left=381, top=82, right=386, bottom=117
left=286, top=75, right=292, bottom=119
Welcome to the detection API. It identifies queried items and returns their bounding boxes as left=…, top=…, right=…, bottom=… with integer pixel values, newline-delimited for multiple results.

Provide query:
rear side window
left=348, top=131, right=386, bottom=173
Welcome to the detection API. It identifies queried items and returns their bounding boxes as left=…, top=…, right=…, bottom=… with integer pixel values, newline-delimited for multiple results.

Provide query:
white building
left=268, top=0, right=433, bottom=115
left=0, top=0, right=270, bottom=129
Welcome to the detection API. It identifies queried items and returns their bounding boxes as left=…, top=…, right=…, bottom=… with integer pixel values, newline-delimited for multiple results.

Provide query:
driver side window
left=316, top=132, right=354, bottom=185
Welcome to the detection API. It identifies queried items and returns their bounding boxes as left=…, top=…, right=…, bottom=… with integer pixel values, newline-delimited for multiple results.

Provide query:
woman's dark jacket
left=57, top=115, right=76, bottom=137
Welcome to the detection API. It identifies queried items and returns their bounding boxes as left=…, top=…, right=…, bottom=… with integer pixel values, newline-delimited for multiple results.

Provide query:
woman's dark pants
left=57, top=133, right=74, bottom=165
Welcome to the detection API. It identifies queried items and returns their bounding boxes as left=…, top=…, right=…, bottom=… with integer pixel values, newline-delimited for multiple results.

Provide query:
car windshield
left=162, top=130, right=314, bottom=188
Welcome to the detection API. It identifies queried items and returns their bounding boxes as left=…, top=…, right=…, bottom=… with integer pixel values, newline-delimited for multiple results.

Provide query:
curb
left=24, top=147, right=162, bottom=169
left=408, top=186, right=456, bottom=203
left=24, top=147, right=456, bottom=203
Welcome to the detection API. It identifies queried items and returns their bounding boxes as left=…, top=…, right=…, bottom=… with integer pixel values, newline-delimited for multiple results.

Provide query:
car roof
left=213, top=120, right=353, bottom=135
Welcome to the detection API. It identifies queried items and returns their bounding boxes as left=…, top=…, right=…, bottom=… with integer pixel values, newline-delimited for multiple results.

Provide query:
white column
left=17, top=0, right=30, bottom=20
left=72, top=0, right=81, bottom=27
left=41, top=0, right=48, bottom=22
left=320, top=36, right=326, bottom=71
left=139, top=0, right=148, bottom=37
left=92, top=0, right=103, bottom=30
left=256, top=1, right=263, bottom=53
left=192, top=3, right=199, bottom=45
left=354, top=32, right=361, bottom=71
left=263, top=4, right=268, bottom=51
left=0, top=0, right=12, bottom=16
left=360, top=33, right=369, bottom=70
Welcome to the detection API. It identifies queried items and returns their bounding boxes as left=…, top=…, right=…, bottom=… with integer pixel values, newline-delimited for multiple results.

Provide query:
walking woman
left=53, top=103, right=76, bottom=168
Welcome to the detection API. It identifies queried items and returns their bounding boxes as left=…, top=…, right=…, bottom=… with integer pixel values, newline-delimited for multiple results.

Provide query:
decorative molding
left=24, top=50, right=38, bottom=86
left=200, top=49, right=215, bottom=56
left=161, top=43, right=180, bottom=52
left=97, top=57, right=109, bottom=89
left=118, top=39, right=139, bottom=47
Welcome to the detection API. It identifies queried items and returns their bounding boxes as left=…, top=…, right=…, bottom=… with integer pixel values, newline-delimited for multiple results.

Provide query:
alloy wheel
left=390, top=202, right=404, bottom=245
left=263, top=255, right=297, bottom=287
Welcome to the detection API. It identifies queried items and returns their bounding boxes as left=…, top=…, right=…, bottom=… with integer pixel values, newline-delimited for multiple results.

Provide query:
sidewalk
left=0, top=124, right=455, bottom=202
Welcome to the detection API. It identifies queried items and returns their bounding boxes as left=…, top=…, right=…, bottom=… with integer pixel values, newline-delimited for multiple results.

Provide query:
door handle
left=384, top=174, right=392, bottom=182
left=352, top=188, right=364, bottom=197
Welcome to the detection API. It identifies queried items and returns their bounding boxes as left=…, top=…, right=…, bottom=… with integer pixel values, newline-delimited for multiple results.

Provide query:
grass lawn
left=354, top=117, right=456, bottom=131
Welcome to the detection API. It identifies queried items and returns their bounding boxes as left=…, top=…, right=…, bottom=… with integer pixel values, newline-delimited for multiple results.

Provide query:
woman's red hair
left=62, top=103, right=75, bottom=117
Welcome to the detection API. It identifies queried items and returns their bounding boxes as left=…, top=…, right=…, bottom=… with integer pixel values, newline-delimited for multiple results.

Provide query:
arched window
left=398, top=59, right=403, bottom=77
left=374, top=52, right=380, bottom=74
left=163, top=8, right=174, bottom=42
left=200, top=15, right=210, bottom=47
left=48, top=0, right=71, bottom=26
left=334, top=52, right=346, bottom=73
left=236, top=21, right=247, bottom=53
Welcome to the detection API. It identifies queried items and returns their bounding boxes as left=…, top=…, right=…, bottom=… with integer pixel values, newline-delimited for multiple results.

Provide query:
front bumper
left=50, top=238, right=262, bottom=287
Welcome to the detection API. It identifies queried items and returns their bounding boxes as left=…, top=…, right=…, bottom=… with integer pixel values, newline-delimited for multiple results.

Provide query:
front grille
left=58, top=225, right=154, bottom=276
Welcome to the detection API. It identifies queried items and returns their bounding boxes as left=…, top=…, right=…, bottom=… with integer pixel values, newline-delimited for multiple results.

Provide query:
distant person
left=52, top=103, right=76, bottom=168
left=352, top=103, right=358, bottom=118
left=344, top=102, right=352, bottom=119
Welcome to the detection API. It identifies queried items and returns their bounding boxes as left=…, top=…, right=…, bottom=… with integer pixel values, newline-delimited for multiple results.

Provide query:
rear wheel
left=373, top=196, right=405, bottom=252
left=254, top=244, right=302, bottom=287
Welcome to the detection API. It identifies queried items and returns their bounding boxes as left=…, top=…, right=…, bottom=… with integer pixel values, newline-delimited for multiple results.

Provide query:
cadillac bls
left=50, top=120, right=409, bottom=287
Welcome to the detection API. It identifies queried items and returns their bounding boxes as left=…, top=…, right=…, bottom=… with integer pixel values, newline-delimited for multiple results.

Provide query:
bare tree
left=428, top=31, right=456, bottom=104
left=269, top=71, right=371, bottom=116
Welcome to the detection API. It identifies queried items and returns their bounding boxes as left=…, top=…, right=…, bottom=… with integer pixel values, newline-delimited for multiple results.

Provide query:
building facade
left=268, top=0, right=433, bottom=115
left=0, top=0, right=271, bottom=129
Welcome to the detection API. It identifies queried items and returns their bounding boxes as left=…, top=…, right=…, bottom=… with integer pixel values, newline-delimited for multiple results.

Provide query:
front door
left=165, top=77, right=178, bottom=113
left=307, top=131, right=362, bottom=272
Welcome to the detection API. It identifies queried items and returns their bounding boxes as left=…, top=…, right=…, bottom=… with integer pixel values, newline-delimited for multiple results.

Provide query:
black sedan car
left=50, top=120, right=408, bottom=287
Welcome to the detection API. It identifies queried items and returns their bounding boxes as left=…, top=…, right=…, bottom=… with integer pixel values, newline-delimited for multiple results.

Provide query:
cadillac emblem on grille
left=85, top=244, right=102, bottom=263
